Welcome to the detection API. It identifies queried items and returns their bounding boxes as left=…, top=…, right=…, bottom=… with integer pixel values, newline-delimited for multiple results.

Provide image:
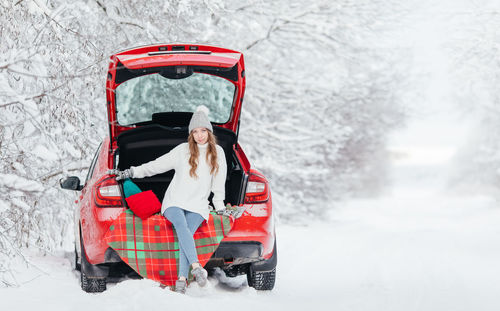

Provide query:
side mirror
left=60, top=176, right=83, bottom=191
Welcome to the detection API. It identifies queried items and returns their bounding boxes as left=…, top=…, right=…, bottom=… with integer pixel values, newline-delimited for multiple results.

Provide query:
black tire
left=74, top=246, right=81, bottom=271
left=247, top=268, right=276, bottom=290
left=81, top=269, right=106, bottom=293
left=80, top=233, right=107, bottom=293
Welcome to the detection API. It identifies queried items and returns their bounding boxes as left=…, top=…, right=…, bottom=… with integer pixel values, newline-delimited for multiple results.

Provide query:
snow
left=32, top=145, right=59, bottom=161
left=5, top=81, right=500, bottom=309
left=0, top=173, right=44, bottom=193
left=2, top=156, right=500, bottom=310
left=0, top=200, right=9, bottom=213
left=2, top=1, right=500, bottom=309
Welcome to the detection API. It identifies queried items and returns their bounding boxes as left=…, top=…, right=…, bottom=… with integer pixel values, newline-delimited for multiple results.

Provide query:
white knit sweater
left=130, top=142, right=227, bottom=220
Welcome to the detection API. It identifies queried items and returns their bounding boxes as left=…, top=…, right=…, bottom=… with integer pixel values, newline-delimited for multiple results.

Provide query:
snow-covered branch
left=0, top=0, right=412, bottom=285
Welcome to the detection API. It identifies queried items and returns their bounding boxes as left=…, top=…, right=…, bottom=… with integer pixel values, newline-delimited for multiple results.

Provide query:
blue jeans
left=163, top=207, right=204, bottom=278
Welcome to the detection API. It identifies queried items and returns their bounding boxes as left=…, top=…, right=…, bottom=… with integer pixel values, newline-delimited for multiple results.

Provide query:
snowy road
left=2, top=177, right=500, bottom=311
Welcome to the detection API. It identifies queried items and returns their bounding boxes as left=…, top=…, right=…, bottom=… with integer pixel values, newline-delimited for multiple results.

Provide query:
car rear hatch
left=106, top=44, right=246, bottom=149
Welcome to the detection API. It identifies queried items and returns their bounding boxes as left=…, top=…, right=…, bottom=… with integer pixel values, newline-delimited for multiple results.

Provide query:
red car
left=60, top=44, right=277, bottom=293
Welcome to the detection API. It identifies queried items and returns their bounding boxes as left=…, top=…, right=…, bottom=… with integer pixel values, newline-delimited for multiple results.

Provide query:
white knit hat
left=189, top=105, right=213, bottom=133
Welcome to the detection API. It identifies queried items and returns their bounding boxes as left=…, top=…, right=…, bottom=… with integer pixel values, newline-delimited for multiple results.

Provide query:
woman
left=110, top=105, right=227, bottom=293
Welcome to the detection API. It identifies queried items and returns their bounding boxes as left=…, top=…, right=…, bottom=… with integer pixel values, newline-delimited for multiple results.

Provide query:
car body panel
left=105, top=44, right=246, bottom=146
left=116, top=53, right=240, bottom=70
left=222, top=199, right=275, bottom=259
left=78, top=137, right=126, bottom=264
left=233, top=143, right=250, bottom=172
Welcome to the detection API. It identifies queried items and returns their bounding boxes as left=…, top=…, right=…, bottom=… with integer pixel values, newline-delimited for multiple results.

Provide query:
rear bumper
left=206, top=239, right=277, bottom=272
left=249, top=240, right=277, bottom=272
left=222, top=201, right=275, bottom=258
left=91, top=202, right=275, bottom=265
left=212, top=241, right=263, bottom=264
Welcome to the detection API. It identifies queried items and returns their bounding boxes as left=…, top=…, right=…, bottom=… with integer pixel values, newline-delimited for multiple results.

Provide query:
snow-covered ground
left=3, top=1, right=500, bottom=309
left=2, top=152, right=500, bottom=311
left=2, top=91, right=499, bottom=309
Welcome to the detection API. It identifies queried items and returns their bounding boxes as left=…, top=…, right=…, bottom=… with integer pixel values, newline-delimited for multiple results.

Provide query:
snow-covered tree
left=445, top=1, right=500, bottom=194
left=0, top=0, right=410, bottom=285
left=0, top=0, right=221, bottom=287
left=203, top=0, right=411, bottom=220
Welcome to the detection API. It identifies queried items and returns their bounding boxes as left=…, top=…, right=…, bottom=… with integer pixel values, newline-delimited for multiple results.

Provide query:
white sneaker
left=191, top=266, right=208, bottom=287
left=174, top=279, right=187, bottom=294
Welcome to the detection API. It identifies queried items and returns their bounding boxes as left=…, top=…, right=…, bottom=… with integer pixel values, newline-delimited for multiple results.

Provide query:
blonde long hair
left=188, top=131, right=219, bottom=178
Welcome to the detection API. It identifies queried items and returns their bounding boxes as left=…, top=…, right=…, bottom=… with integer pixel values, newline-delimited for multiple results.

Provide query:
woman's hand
left=107, top=168, right=134, bottom=181
left=216, top=203, right=245, bottom=218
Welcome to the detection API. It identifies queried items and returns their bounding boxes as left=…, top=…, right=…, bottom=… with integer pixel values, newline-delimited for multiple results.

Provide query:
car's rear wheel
left=247, top=268, right=276, bottom=290
left=81, top=269, right=106, bottom=293
left=80, top=233, right=107, bottom=293
left=74, top=246, right=81, bottom=271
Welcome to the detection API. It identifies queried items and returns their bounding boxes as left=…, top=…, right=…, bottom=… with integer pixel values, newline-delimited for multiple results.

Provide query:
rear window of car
left=115, top=72, right=235, bottom=125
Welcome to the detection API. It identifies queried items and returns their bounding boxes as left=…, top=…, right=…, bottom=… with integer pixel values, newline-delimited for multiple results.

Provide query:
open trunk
left=106, top=44, right=246, bottom=144
left=115, top=120, right=247, bottom=206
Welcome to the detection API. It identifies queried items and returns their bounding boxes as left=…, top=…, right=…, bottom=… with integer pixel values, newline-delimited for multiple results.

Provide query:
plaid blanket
left=103, top=209, right=234, bottom=286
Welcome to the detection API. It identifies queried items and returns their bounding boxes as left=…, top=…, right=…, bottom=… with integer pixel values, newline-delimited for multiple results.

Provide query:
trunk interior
left=115, top=124, right=246, bottom=206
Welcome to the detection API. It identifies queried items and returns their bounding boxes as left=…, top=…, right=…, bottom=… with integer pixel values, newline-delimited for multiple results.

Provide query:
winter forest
left=1, top=0, right=500, bottom=309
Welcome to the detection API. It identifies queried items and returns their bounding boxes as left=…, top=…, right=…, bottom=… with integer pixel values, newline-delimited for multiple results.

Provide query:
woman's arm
left=130, top=144, right=181, bottom=179
left=211, top=147, right=227, bottom=211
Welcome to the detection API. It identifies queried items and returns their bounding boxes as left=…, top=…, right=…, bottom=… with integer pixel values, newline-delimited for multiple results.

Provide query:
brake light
left=244, top=171, right=270, bottom=204
left=94, top=176, right=124, bottom=208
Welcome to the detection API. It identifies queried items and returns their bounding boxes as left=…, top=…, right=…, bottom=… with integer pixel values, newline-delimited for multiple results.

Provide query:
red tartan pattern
left=103, top=209, right=234, bottom=286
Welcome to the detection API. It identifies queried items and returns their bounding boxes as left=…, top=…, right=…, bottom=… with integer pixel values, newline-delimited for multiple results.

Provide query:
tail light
left=94, top=176, right=124, bottom=208
left=244, top=170, right=270, bottom=204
